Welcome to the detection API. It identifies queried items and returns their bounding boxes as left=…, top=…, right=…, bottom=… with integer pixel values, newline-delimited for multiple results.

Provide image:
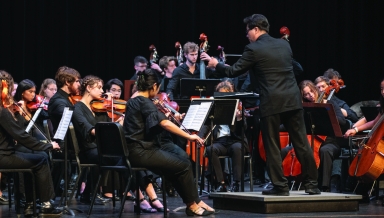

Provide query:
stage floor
left=0, top=185, right=384, bottom=217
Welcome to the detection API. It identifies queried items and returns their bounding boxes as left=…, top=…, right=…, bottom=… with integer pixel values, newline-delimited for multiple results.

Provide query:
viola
left=90, top=97, right=126, bottom=121
left=199, top=33, right=209, bottom=79
left=156, top=92, right=179, bottom=112
left=26, top=95, right=48, bottom=111
left=175, top=41, right=183, bottom=66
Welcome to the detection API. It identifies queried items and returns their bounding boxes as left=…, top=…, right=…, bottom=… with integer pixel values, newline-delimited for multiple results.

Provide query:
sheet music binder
left=181, top=100, right=213, bottom=132
left=53, top=107, right=74, bottom=140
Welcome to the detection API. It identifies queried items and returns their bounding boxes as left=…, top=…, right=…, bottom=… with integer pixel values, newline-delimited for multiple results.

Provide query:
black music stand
left=180, top=78, right=221, bottom=98
left=188, top=98, right=239, bottom=195
left=214, top=92, right=259, bottom=191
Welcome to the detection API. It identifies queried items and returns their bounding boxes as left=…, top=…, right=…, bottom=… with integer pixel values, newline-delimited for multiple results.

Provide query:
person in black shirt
left=0, top=70, right=61, bottom=216
left=124, top=69, right=214, bottom=216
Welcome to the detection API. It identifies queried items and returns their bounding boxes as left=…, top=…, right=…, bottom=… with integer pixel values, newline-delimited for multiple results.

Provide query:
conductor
left=200, top=14, right=321, bottom=196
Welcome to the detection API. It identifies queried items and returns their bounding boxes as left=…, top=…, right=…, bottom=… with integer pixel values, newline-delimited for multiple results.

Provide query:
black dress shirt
left=48, top=89, right=74, bottom=132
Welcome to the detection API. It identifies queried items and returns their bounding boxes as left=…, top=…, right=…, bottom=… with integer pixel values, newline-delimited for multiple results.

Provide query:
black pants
left=205, top=137, right=243, bottom=183
left=0, top=151, right=54, bottom=202
left=318, top=143, right=340, bottom=188
left=128, top=146, right=200, bottom=204
left=261, top=109, right=318, bottom=191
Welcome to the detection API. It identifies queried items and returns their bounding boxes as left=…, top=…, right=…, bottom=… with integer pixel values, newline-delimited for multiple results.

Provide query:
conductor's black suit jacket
left=214, top=33, right=302, bottom=118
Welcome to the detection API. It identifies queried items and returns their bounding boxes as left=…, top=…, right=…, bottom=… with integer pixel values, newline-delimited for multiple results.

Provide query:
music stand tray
left=180, top=78, right=221, bottom=98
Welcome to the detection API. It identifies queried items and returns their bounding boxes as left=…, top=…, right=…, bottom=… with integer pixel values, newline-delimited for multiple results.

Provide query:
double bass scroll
left=199, top=33, right=209, bottom=79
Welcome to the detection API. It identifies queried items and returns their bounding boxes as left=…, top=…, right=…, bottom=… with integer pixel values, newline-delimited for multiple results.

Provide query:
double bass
left=175, top=41, right=183, bottom=66
left=199, top=33, right=209, bottom=79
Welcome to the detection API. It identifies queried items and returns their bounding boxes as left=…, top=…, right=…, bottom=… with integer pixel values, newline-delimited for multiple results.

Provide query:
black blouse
left=0, top=107, right=52, bottom=155
left=72, top=101, right=110, bottom=152
left=123, top=96, right=167, bottom=150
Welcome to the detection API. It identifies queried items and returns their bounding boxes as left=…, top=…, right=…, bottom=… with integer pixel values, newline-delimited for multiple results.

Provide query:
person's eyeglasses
left=111, top=88, right=121, bottom=93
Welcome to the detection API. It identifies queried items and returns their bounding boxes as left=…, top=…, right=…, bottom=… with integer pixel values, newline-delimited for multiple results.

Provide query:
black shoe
left=185, top=207, right=214, bottom=216
left=262, top=187, right=289, bottom=196
left=39, top=201, right=62, bottom=216
left=215, top=183, right=228, bottom=192
left=0, top=195, right=8, bottom=205
left=96, top=194, right=111, bottom=203
left=24, top=202, right=36, bottom=217
left=230, top=182, right=239, bottom=192
left=305, top=188, right=321, bottom=195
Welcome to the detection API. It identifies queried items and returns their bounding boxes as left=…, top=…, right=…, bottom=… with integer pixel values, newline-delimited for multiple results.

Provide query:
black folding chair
left=88, top=122, right=167, bottom=217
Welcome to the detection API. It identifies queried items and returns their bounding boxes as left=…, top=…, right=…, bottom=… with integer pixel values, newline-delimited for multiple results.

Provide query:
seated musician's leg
left=205, top=142, right=228, bottom=192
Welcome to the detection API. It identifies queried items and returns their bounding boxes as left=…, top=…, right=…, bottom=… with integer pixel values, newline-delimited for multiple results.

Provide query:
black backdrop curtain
left=0, top=0, right=383, bottom=105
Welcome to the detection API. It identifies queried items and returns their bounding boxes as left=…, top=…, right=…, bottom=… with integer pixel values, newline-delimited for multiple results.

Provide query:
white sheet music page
left=181, top=102, right=212, bottom=131
left=53, top=107, right=73, bottom=140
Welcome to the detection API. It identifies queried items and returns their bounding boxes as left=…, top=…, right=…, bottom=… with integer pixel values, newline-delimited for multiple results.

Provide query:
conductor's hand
left=188, top=134, right=205, bottom=146
left=200, top=52, right=219, bottom=68
left=344, top=129, right=357, bottom=138
left=51, top=141, right=61, bottom=150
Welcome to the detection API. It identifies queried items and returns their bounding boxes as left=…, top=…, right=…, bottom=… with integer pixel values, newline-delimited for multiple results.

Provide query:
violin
left=156, top=92, right=179, bottom=112
left=199, top=33, right=209, bottom=79
left=90, top=97, right=126, bottom=121
left=69, top=95, right=82, bottom=105
left=27, top=95, right=48, bottom=111
left=175, top=41, right=183, bottom=66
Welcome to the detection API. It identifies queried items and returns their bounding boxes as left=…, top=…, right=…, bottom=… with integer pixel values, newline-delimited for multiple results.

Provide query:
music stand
left=188, top=98, right=239, bottom=195
left=360, top=106, right=379, bottom=122
left=180, top=78, right=221, bottom=98
left=214, top=92, right=259, bottom=191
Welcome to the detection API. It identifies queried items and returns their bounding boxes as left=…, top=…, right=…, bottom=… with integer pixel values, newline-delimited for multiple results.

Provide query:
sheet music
left=53, top=107, right=73, bottom=140
left=25, top=108, right=42, bottom=133
left=181, top=102, right=212, bottom=131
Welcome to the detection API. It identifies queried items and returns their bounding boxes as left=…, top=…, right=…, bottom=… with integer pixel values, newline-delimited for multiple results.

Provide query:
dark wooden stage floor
left=1, top=184, right=384, bottom=217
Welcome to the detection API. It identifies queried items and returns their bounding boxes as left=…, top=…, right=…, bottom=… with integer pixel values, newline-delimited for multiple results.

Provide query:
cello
left=348, top=113, right=384, bottom=181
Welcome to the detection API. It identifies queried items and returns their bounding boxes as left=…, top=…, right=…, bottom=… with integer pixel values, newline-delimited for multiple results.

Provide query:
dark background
left=1, top=0, right=383, bottom=106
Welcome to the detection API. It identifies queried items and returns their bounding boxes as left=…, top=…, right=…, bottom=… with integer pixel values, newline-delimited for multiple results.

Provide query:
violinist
left=104, top=78, right=123, bottom=99
left=344, top=78, right=384, bottom=137
left=300, top=80, right=349, bottom=192
left=315, top=76, right=359, bottom=122
left=39, top=78, right=57, bottom=101
left=0, top=70, right=62, bottom=216
left=48, top=66, right=81, bottom=132
left=123, top=69, right=215, bottom=216
left=198, top=80, right=248, bottom=193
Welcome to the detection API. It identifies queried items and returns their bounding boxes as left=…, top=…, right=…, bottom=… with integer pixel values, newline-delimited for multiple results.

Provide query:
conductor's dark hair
left=136, top=69, right=161, bottom=91
left=243, top=14, right=270, bottom=33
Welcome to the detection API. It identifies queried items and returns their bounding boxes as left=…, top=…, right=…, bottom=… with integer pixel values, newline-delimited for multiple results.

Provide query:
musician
left=166, top=42, right=214, bottom=100
left=0, top=70, right=62, bottom=216
left=199, top=80, right=248, bottom=192
left=315, top=76, right=359, bottom=122
left=201, top=13, right=320, bottom=196
left=123, top=69, right=215, bottom=216
left=324, top=68, right=342, bottom=81
left=39, top=78, right=57, bottom=101
left=159, top=56, right=177, bottom=92
left=130, top=56, right=162, bottom=81
left=48, top=66, right=81, bottom=132
left=300, top=80, right=349, bottom=192
left=104, top=78, right=124, bottom=99
left=344, top=78, right=384, bottom=137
